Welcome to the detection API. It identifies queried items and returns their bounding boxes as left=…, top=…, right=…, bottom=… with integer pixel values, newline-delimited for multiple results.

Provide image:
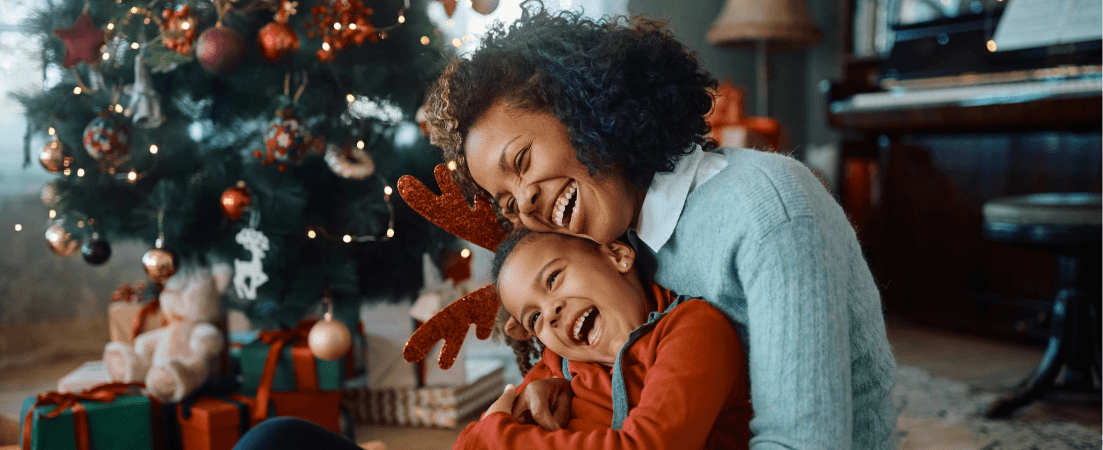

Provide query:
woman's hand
left=511, top=377, right=572, bottom=431
left=482, top=384, right=518, bottom=419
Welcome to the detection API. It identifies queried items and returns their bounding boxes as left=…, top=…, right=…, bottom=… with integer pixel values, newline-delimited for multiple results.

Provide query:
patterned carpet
left=893, top=365, right=1101, bottom=450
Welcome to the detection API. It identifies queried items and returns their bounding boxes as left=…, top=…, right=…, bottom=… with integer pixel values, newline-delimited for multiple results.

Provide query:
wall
left=626, top=0, right=842, bottom=158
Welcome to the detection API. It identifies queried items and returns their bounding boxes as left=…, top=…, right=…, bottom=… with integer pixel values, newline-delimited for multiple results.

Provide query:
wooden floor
left=1, top=317, right=1098, bottom=449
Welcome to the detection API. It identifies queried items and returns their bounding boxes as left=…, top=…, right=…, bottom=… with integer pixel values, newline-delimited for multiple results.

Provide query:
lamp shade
left=707, top=0, right=822, bottom=48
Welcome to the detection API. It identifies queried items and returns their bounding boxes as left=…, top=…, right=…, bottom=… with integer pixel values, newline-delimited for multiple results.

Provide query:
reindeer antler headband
left=399, top=164, right=508, bottom=369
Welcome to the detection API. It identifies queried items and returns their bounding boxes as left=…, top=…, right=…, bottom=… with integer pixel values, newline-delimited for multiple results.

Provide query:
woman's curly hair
left=425, top=0, right=717, bottom=205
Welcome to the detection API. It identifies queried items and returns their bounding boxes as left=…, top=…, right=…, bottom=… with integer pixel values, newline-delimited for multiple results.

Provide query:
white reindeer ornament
left=234, top=227, right=269, bottom=300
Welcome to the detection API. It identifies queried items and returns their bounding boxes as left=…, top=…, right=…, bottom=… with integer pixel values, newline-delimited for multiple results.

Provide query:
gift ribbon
left=132, top=298, right=162, bottom=340
left=253, top=321, right=318, bottom=423
left=21, top=382, right=143, bottom=450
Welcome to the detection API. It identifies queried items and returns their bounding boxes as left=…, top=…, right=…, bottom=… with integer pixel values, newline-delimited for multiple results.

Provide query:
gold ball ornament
left=472, top=0, right=499, bottom=15
left=45, top=222, right=79, bottom=256
left=308, top=315, right=352, bottom=360
left=142, top=241, right=179, bottom=284
left=39, top=139, right=71, bottom=173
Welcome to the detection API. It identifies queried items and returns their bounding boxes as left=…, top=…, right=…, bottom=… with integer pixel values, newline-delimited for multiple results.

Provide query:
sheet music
left=992, top=0, right=1103, bottom=52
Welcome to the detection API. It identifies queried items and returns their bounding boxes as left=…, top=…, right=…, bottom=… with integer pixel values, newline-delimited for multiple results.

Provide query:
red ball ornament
left=221, top=181, right=251, bottom=220
left=196, top=26, right=246, bottom=75
left=258, top=22, right=300, bottom=61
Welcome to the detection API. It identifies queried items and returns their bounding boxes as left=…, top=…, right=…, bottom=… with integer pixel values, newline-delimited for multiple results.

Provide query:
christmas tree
left=18, top=0, right=474, bottom=329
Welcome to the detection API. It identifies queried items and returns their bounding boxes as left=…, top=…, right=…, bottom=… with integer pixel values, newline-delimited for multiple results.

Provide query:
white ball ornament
left=308, top=312, right=352, bottom=360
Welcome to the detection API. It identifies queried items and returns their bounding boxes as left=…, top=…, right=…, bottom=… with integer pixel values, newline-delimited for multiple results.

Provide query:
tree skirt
left=892, top=365, right=1101, bottom=450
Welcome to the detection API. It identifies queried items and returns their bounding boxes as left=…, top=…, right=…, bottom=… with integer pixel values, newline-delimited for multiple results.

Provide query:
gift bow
left=22, top=383, right=143, bottom=450
left=253, top=321, right=318, bottom=423
left=132, top=298, right=162, bottom=340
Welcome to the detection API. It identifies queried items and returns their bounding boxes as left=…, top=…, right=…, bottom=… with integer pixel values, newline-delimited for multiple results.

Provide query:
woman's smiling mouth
left=553, top=180, right=579, bottom=227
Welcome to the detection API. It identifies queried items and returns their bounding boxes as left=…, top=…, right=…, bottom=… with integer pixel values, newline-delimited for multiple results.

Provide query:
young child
left=454, top=228, right=752, bottom=449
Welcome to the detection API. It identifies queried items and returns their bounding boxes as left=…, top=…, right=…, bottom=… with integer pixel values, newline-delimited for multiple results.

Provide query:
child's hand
left=511, top=377, right=572, bottom=431
left=482, top=384, right=518, bottom=419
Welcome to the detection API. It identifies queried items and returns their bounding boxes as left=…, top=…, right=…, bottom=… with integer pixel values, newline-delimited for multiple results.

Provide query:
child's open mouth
left=572, top=306, right=600, bottom=346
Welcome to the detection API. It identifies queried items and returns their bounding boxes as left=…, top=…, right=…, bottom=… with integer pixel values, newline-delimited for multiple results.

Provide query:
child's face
left=498, top=233, right=649, bottom=367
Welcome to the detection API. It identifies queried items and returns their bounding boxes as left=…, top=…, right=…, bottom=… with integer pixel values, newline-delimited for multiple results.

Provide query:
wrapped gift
left=162, top=394, right=268, bottom=450
left=19, top=383, right=154, bottom=450
left=239, top=321, right=350, bottom=394
left=342, top=359, right=504, bottom=429
left=108, top=299, right=164, bottom=345
left=57, top=362, right=112, bottom=394
left=266, top=391, right=342, bottom=433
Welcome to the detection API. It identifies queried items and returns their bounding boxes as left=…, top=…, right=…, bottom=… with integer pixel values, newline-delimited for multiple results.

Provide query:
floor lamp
left=707, top=0, right=822, bottom=117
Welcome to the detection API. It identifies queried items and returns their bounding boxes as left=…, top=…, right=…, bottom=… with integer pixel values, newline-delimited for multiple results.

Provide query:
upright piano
left=827, top=0, right=1101, bottom=341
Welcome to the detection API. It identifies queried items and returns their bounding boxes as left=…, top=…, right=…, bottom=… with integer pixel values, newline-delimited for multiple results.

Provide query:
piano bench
left=981, top=193, right=1102, bottom=418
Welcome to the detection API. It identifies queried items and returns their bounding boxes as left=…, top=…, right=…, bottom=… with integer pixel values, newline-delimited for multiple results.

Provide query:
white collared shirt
left=634, top=146, right=730, bottom=252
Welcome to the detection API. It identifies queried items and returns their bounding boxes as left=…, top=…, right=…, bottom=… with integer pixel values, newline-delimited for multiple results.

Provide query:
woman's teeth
left=573, top=307, right=595, bottom=344
left=554, top=180, right=579, bottom=227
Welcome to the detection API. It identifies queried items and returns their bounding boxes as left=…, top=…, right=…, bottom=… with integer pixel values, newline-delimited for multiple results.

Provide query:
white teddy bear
left=104, top=264, right=231, bottom=402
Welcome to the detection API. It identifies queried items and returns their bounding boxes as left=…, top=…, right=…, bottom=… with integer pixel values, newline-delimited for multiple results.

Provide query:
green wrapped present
left=239, top=321, right=349, bottom=393
left=19, top=383, right=154, bottom=450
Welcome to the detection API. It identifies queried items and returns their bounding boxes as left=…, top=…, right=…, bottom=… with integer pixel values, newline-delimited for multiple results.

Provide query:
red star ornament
left=55, top=13, right=106, bottom=68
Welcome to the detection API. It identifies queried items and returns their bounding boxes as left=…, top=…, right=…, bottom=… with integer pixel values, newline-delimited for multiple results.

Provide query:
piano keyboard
left=832, top=75, right=1102, bottom=113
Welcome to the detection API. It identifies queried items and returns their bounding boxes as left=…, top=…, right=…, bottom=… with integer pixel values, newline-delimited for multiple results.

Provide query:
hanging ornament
left=45, top=221, right=79, bottom=256
left=39, top=138, right=72, bottom=173
left=471, top=0, right=499, bottom=15
left=123, top=53, right=165, bottom=129
left=439, top=0, right=457, bottom=17
left=324, top=143, right=375, bottom=180
left=196, top=25, right=246, bottom=75
left=143, top=238, right=179, bottom=285
left=305, top=0, right=376, bottom=62
left=233, top=227, right=270, bottom=300
left=83, top=111, right=131, bottom=164
left=259, top=0, right=300, bottom=61
left=160, top=4, right=198, bottom=55
left=41, top=182, right=60, bottom=207
left=54, top=11, right=106, bottom=68
left=220, top=181, right=251, bottom=220
left=308, top=296, right=352, bottom=360
left=253, top=108, right=323, bottom=171
left=81, top=232, right=112, bottom=265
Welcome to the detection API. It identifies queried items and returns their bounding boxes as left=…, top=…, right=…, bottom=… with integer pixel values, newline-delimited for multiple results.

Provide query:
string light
left=356, top=140, right=365, bottom=149
left=460, top=248, right=471, bottom=258
left=102, top=52, right=110, bottom=61
left=446, top=19, right=454, bottom=27
left=63, top=168, right=71, bottom=176
left=383, top=186, right=393, bottom=196
left=149, top=144, right=158, bottom=154
left=49, top=210, right=56, bottom=219
left=182, top=22, right=190, bottom=29
left=76, top=168, right=85, bottom=177
left=307, top=175, right=396, bottom=243
left=347, top=94, right=355, bottom=103
left=334, top=23, right=342, bottom=30
left=343, top=234, right=352, bottom=243
left=462, top=35, right=470, bottom=42
left=349, top=23, right=357, bottom=30
left=131, top=42, right=139, bottom=49
left=107, top=23, right=115, bottom=30
left=130, top=7, right=138, bottom=13
left=386, top=229, right=394, bottom=238
left=48, top=127, right=55, bottom=136
left=308, top=230, right=317, bottom=238
left=77, top=221, right=84, bottom=228
left=114, top=104, right=123, bottom=113
left=420, top=36, right=430, bottom=45
left=322, top=42, right=331, bottom=51
left=447, top=161, right=457, bottom=171
left=452, top=38, right=461, bottom=48
left=127, top=171, right=137, bottom=182
left=73, top=87, right=82, bottom=95
left=398, top=14, right=405, bottom=23
left=986, top=40, right=997, bottom=52
left=14, top=224, right=21, bottom=231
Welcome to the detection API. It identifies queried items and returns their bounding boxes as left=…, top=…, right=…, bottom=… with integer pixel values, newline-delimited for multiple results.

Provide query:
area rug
left=893, top=365, right=1101, bottom=450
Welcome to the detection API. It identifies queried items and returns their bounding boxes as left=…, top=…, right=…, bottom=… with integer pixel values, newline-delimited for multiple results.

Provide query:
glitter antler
left=398, top=164, right=508, bottom=369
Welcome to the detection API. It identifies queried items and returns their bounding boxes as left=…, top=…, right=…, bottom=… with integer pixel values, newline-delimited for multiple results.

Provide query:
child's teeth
left=572, top=307, right=593, bottom=342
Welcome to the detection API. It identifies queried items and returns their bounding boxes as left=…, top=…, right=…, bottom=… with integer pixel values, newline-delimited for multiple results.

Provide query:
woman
left=426, top=2, right=897, bottom=449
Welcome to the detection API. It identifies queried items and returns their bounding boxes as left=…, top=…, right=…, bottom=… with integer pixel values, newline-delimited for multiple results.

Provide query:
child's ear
left=504, top=316, right=533, bottom=341
left=604, top=240, right=636, bottom=273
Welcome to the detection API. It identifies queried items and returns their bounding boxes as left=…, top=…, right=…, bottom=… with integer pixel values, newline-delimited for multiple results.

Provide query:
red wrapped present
left=169, top=394, right=264, bottom=450
left=269, top=391, right=342, bottom=433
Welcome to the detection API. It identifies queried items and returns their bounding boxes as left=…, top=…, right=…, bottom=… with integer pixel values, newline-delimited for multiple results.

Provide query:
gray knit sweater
left=645, top=148, right=897, bottom=449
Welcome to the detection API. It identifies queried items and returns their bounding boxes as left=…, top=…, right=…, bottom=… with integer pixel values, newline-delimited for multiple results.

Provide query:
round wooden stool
left=982, top=193, right=1101, bottom=418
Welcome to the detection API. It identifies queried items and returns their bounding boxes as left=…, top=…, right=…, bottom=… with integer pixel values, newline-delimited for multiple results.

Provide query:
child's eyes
left=546, top=268, right=562, bottom=289
left=528, top=311, right=540, bottom=330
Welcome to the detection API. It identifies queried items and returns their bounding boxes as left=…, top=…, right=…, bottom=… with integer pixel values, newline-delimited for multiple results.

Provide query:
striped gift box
left=342, top=360, right=505, bottom=429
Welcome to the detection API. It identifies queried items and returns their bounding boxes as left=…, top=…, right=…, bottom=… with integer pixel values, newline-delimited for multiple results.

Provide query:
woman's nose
left=516, top=184, right=539, bottom=216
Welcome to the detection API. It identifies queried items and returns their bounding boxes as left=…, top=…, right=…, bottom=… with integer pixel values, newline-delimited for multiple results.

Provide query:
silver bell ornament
left=123, top=53, right=165, bottom=129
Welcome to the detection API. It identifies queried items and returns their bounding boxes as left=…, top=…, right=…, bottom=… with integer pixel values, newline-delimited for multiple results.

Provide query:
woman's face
left=498, top=233, right=649, bottom=367
left=464, top=100, right=643, bottom=245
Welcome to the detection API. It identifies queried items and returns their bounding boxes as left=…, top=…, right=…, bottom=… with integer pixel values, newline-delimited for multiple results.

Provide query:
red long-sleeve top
left=455, top=287, right=751, bottom=449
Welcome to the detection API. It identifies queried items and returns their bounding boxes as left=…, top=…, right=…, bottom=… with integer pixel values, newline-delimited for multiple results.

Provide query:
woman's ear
left=604, top=240, right=636, bottom=273
left=504, top=316, right=533, bottom=341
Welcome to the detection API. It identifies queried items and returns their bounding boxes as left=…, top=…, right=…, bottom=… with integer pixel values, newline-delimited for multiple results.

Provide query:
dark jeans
left=234, top=417, right=361, bottom=450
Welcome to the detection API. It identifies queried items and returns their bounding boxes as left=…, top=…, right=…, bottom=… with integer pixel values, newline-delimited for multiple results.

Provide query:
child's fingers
left=481, top=384, right=517, bottom=419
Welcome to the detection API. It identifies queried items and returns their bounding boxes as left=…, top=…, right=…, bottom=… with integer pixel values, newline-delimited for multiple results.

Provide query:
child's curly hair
left=425, top=0, right=716, bottom=208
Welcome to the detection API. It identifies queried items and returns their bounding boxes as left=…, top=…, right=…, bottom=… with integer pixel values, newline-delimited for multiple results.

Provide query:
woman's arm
left=454, top=301, right=747, bottom=450
left=738, top=216, right=854, bottom=450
